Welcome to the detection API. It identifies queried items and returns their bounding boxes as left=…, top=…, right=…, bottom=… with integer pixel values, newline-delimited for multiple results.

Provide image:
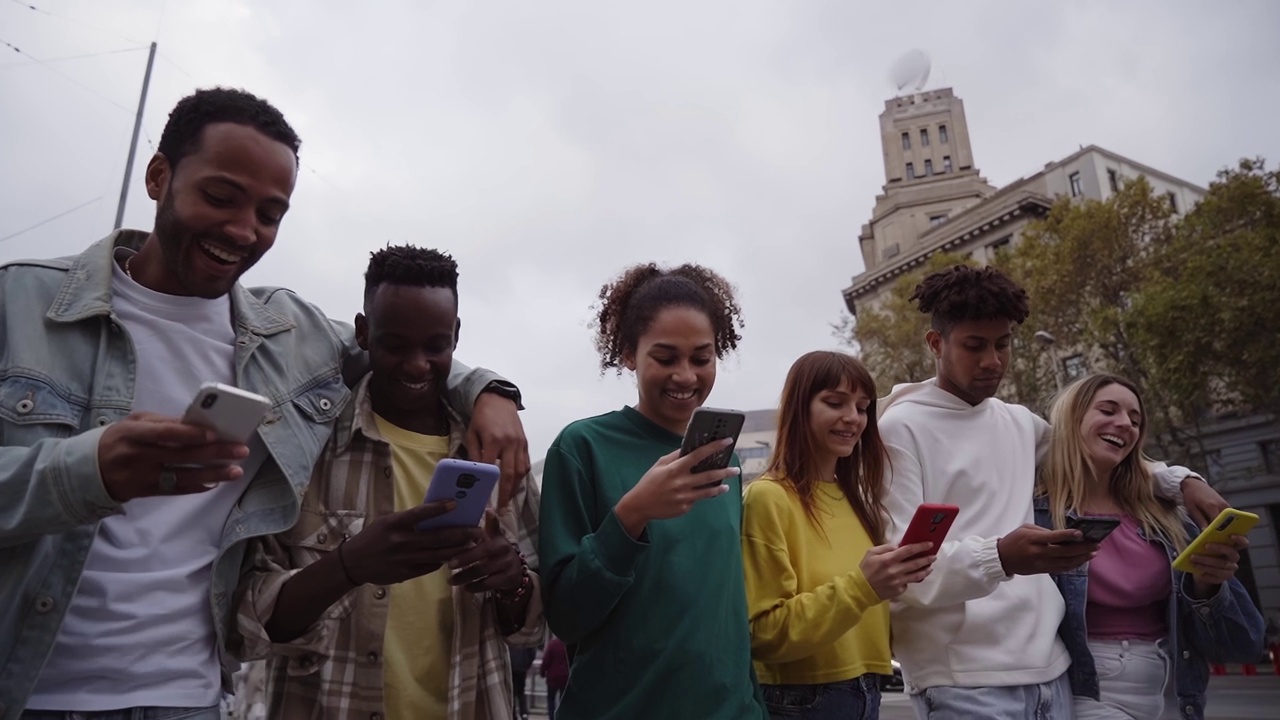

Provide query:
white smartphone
left=181, top=382, right=272, bottom=443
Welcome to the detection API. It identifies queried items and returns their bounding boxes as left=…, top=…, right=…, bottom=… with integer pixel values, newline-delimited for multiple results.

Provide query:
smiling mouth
left=1100, top=434, right=1126, bottom=448
left=398, top=378, right=433, bottom=391
left=664, top=389, right=697, bottom=402
left=831, top=430, right=857, bottom=441
left=198, top=240, right=246, bottom=265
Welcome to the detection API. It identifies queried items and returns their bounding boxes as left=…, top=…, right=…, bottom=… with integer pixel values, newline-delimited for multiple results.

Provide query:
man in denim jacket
left=0, top=88, right=528, bottom=720
left=1034, top=499, right=1265, bottom=719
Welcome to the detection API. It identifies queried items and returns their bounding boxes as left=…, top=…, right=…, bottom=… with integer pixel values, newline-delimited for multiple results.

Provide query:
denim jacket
left=0, top=231, right=514, bottom=719
left=1032, top=498, right=1265, bottom=720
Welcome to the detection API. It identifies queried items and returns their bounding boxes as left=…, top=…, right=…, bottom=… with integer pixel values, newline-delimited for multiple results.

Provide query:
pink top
left=1085, top=514, right=1170, bottom=641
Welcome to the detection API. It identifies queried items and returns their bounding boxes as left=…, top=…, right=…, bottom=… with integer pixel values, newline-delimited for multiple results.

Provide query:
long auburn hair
left=1038, top=373, right=1187, bottom=550
left=763, top=351, right=888, bottom=543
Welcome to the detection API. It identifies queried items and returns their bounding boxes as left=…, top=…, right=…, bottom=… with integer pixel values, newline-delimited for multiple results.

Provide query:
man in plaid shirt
left=233, top=245, right=544, bottom=720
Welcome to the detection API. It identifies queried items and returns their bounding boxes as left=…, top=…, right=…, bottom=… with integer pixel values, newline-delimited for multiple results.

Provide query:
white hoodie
left=878, top=378, right=1192, bottom=694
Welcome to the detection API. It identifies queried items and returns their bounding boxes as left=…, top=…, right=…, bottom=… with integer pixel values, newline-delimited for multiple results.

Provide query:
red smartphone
left=900, top=503, right=960, bottom=556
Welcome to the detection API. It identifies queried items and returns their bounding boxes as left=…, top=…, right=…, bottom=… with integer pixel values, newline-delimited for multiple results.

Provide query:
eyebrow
left=204, top=174, right=291, bottom=210
left=650, top=343, right=714, bottom=351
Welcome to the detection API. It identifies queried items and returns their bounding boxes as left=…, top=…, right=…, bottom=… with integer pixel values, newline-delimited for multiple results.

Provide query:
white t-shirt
left=28, top=250, right=267, bottom=711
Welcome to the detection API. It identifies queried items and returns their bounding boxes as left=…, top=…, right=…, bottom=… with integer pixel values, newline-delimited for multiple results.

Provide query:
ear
left=144, top=153, right=170, bottom=202
left=354, top=313, right=369, bottom=352
left=621, top=349, right=637, bottom=372
left=925, top=329, right=944, bottom=360
left=453, top=317, right=462, bottom=349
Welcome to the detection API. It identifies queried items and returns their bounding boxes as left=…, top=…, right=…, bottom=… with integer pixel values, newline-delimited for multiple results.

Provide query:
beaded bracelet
left=494, top=552, right=532, bottom=604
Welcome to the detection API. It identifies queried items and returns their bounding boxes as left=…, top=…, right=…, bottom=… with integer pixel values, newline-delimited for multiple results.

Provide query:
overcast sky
left=3, top=0, right=1278, bottom=460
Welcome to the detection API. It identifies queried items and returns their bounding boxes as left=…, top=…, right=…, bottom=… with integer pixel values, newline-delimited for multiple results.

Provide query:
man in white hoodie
left=879, top=265, right=1228, bottom=719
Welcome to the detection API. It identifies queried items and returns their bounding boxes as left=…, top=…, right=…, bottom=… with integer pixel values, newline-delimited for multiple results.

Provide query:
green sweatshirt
left=538, top=406, right=767, bottom=720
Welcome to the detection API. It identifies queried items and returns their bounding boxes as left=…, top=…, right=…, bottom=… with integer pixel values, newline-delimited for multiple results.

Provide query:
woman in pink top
left=1033, top=374, right=1264, bottom=720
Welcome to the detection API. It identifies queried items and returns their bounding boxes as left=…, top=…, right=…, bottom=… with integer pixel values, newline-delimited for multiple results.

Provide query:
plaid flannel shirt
left=233, top=374, right=544, bottom=720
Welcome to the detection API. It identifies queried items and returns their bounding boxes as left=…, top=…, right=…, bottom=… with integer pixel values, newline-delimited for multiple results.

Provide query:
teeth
left=200, top=241, right=244, bottom=263
left=400, top=380, right=431, bottom=390
left=1100, top=434, right=1125, bottom=448
left=666, top=390, right=696, bottom=400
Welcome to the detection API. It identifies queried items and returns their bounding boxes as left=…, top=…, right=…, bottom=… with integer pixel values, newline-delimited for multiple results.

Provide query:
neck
left=371, top=390, right=449, bottom=436
left=812, top=452, right=839, bottom=484
left=936, top=375, right=983, bottom=406
left=127, top=235, right=182, bottom=296
left=1081, top=464, right=1122, bottom=513
left=634, top=400, right=688, bottom=437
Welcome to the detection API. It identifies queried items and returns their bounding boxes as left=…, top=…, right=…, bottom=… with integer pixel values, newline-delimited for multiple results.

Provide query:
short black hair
left=910, top=264, right=1030, bottom=334
left=593, top=262, right=744, bottom=373
left=157, top=87, right=300, bottom=170
left=363, top=244, right=459, bottom=308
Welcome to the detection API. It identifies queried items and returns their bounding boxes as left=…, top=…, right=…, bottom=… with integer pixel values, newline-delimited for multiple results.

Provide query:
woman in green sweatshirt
left=741, top=351, right=935, bottom=720
left=538, top=263, right=767, bottom=720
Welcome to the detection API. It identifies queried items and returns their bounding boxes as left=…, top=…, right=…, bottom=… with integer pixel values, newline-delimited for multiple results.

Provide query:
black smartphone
left=1065, top=515, right=1122, bottom=544
left=679, top=407, right=746, bottom=484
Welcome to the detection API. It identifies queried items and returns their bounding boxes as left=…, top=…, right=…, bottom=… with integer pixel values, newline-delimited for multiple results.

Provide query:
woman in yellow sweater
left=742, top=351, right=935, bottom=720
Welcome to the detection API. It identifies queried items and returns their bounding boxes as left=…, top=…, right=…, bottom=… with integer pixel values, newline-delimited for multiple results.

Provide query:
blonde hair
left=1038, top=373, right=1187, bottom=550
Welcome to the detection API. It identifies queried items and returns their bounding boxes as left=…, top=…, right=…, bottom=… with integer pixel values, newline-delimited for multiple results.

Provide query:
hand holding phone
left=1063, top=516, right=1122, bottom=545
left=416, top=459, right=502, bottom=531
left=900, top=503, right=960, bottom=557
left=614, top=440, right=741, bottom=539
left=679, top=407, right=746, bottom=485
left=1172, top=508, right=1259, bottom=574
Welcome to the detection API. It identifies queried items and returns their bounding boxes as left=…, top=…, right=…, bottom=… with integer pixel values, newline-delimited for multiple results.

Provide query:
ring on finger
left=158, top=466, right=178, bottom=494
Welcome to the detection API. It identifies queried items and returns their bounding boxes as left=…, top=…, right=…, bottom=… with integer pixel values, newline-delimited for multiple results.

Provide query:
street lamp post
left=1034, top=330, right=1064, bottom=391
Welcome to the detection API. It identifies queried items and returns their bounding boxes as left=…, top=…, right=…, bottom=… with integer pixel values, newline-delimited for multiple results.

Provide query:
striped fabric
left=233, top=375, right=544, bottom=720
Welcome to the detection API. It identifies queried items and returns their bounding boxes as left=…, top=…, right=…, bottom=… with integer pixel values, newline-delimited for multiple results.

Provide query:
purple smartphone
left=415, top=458, right=500, bottom=531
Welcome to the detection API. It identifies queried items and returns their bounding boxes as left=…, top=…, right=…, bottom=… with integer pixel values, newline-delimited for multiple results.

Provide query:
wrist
left=479, top=381, right=522, bottom=409
left=494, top=553, right=532, bottom=602
left=614, top=493, right=648, bottom=539
left=336, top=540, right=363, bottom=588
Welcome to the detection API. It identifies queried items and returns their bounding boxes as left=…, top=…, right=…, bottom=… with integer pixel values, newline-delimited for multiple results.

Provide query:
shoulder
left=550, top=411, right=625, bottom=452
left=742, top=477, right=799, bottom=528
left=0, top=254, right=75, bottom=291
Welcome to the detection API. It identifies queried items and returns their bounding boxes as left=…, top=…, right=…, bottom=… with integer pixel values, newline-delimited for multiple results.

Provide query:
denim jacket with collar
left=0, top=231, right=514, bottom=719
left=1032, top=497, right=1265, bottom=720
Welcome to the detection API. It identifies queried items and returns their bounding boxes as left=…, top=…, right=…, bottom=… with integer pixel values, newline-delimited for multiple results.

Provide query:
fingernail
left=234, top=446, right=250, bottom=458
left=718, top=484, right=730, bottom=495
left=227, top=466, right=244, bottom=478
left=726, top=467, right=741, bottom=476
left=721, top=438, right=734, bottom=446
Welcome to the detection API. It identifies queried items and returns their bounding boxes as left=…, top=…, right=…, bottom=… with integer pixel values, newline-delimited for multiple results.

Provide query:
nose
left=223, top=210, right=257, bottom=246
left=670, top=361, right=696, bottom=386
left=979, top=347, right=1003, bottom=371
left=404, top=351, right=430, bottom=377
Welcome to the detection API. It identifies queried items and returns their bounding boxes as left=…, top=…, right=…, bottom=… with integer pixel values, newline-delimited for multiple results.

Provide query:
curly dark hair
left=592, top=263, right=744, bottom=373
left=910, top=264, right=1030, bottom=334
left=364, top=244, right=458, bottom=308
left=158, top=87, right=300, bottom=171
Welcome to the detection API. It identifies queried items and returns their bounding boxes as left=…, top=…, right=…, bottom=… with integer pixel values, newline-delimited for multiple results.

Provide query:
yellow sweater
left=741, top=477, right=892, bottom=685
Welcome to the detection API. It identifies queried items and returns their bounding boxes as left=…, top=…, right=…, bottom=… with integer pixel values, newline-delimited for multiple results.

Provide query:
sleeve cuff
left=976, top=536, right=1011, bottom=583
left=589, top=509, right=650, bottom=579
left=56, top=425, right=123, bottom=523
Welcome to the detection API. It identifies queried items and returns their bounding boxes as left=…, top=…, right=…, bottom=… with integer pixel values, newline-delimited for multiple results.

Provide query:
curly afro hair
left=592, top=263, right=744, bottom=374
left=158, top=87, right=300, bottom=171
left=910, top=264, right=1030, bottom=334
left=363, top=244, right=458, bottom=308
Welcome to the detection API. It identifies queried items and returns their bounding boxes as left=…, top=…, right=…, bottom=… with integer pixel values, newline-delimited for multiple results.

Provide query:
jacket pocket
left=0, top=372, right=85, bottom=444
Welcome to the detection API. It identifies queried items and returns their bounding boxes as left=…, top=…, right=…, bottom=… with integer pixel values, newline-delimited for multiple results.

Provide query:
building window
left=943, top=156, right=953, bottom=173
left=929, top=213, right=949, bottom=227
left=920, top=128, right=930, bottom=147
left=939, top=124, right=949, bottom=143
left=1167, top=192, right=1178, bottom=212
left=1107, top=169, right=1119, bottom=193
left=738, top=445, right=770, bottom=461
left=1062, top=354, right=1088, bottom=381
left=987, top=235, right=1012, bottom=255
left=1202, top=450, right=1225, bottom=483
left=924, top=159, right=933, bottom=176
left=1262, top=440, right=1280, bottom=474
left=1069, top=171, right=1082, bottom=197
left=906, top=162, right=915, bottom=179
left=901, top=132, right=911, bottom=150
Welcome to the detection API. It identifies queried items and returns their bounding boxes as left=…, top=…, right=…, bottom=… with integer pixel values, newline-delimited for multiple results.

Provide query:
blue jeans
left=21, top=708, right=220, bottom=720
left=762, top=675, right=881, bottom=720
left=909, top=673, right=1073, bottom=720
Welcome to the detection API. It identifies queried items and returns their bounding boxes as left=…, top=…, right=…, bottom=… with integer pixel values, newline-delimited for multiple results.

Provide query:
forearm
left=265, top=548, right=358, bottom=643
left=543, top=510, right=647, bottom=644
left=0, top=430, right=120, bottom=547
left=896, top=536, right=1007, bottom=608
left=750, top=572, right=881, bottom=665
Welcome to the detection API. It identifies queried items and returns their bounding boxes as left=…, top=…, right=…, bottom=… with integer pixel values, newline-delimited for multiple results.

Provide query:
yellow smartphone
left=1171, top=508, right=1259, bottom=573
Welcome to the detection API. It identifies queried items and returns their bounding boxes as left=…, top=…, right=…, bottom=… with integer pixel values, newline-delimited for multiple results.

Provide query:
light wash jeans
left=910, top=672, right=1073, bottom=720
left=21, top=708, right=220, bottom=720
left=1074, top=638, right=1178, bottom=720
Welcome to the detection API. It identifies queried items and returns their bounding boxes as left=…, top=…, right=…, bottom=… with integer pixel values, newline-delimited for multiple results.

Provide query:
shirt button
left=34, top=596, right=55, bottom=613
left=1182, top=650, right=1190, bottom=659
left=300, top=656, right=314, bottom=668
left=95, top=416, right=111, bottom=426
left=15, top=399, right=34, bottom=414
left=374, top=588, right=387, bottom=600
left=317, top=533, right=328, bottom=545
left=319, top=398, right=332, bottom=411
left=367, top=651, right=379, bottom=664
left=1199, top=607, right=1210, bottom=616
left=383, top=466, right=392, bottom=478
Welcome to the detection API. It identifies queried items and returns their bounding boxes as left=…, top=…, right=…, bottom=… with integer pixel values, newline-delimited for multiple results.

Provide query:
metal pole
left=113, top=41, right=157, bottom=230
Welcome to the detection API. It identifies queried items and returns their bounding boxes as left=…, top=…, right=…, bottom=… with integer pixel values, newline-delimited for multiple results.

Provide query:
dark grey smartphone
left=679, top=407, right=746, bottom=485
left=1065, top=515, right=1122, bottom=544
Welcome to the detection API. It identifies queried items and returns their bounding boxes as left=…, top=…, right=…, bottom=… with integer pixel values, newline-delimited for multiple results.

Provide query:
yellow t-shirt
left=374, top=415, right=454, bottom=720
left=740, top=476, right=893, bottom=685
